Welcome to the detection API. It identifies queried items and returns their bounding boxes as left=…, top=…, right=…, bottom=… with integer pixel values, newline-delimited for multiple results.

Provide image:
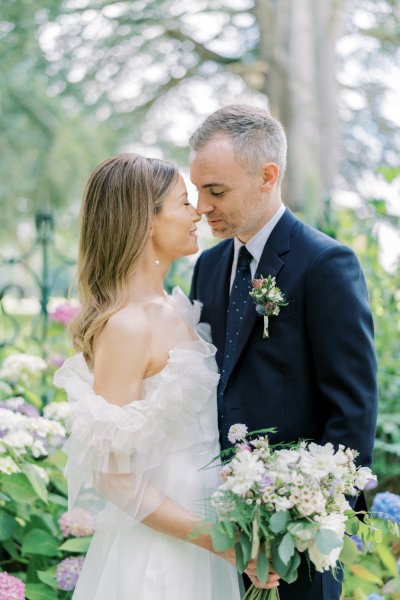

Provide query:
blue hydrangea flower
left=371, top=492, right=400, bottom=523
left=255, top=304, right=265, bottom=316
left=350, top=534, right=363, bottom=551
left=366, top=594, right=385, bottom=600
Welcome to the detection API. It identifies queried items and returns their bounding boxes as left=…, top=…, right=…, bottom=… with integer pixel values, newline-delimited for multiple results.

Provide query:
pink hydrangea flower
left=0, top=572, right=25, bottom=600
left=56, top=556, right=85, bottom=591
left=59, top=509, right=95, bottom=538
left=49, top=302, right=80, bottom=326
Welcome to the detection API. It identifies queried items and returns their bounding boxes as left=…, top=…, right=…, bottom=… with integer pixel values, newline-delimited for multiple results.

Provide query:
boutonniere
left=249, top=275, right=288, bottom=338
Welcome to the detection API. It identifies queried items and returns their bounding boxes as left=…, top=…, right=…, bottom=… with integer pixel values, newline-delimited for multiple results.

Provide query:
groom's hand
left=245, top=560, right=280, bottom=590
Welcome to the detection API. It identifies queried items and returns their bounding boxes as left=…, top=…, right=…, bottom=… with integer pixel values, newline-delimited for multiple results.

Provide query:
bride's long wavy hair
left=69, top=153, right=179, bottom=363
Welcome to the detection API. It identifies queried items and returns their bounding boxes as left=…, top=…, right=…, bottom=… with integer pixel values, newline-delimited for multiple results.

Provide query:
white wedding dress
left=54, top=288, right=241, bottom=600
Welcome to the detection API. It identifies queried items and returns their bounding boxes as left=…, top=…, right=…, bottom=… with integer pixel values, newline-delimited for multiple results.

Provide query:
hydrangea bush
left=0, top=314, right=93, bottom=599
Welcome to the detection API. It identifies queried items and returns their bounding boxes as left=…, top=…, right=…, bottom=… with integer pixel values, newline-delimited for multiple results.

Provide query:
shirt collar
left=233, top=204, right=286, bottom=264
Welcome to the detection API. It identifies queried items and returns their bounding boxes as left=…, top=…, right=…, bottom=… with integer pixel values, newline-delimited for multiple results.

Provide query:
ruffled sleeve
left=54, top=354, right=172, bottom=520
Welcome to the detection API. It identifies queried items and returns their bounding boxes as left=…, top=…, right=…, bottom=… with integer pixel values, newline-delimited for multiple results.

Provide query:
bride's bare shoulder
left=95, top=304, right=151, bottom=359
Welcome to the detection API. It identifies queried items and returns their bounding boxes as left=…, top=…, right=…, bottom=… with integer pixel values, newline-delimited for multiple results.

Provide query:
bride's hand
left=218, top=549, right=280, bottom=590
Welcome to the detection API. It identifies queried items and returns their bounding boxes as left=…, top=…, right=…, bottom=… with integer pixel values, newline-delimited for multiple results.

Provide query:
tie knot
left=237, top=245, right=253, bottom=269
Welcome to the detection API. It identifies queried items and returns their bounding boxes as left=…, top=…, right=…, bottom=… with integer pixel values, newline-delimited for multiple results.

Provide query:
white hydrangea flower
left=296, top=487, right=326, bottom=517
left=31, top=439, right=48, bottom=458
left=308, top=513, right=346, bottom=572
left=2, top=430, right=34, bottom=455
left=0, top=353, right=47, bottom=385
left=27, top=417, right=66, bottom=438
left=228, top=423, right=248, bottom=444
left=43, top=401, right=70, bottom=422
left=221, top=450, right=264, bottom=496
left=0, top=408, right=28, bottom=429
left=0, top=456, right=21, bottom=475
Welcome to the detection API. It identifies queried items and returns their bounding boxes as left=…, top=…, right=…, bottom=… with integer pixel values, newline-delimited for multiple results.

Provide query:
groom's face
left=190, top=134, right=269, bottom=242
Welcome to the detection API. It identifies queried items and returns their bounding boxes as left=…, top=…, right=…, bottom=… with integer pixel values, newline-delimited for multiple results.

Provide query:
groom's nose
left=196, top=192, right=214, bottom=215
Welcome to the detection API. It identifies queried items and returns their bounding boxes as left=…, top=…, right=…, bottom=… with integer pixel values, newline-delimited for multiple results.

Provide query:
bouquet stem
left=243, top=584, right=280, bottom=600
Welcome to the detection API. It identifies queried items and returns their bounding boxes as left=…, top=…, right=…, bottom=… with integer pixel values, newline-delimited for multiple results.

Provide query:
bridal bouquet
left=210, top=424, right=377, bottom=600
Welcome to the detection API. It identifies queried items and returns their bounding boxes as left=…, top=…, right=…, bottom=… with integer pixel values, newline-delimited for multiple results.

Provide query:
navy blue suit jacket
left=191, top=209, right=377, bottom=462
left=190, top=209, right=378, bottom=598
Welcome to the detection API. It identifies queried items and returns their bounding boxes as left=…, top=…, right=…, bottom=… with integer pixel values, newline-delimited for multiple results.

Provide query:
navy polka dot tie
left=218, top=245, right=253, bottom=420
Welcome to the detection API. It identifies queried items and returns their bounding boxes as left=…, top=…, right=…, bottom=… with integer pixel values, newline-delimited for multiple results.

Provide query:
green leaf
left=377, top=544, right=398, bottom=578
left=339, top=535, right=359, bottom=565
left=1, top=473, right=38, bottom=503
left=0, top=509, right=17, bottom=541
left=271, top=539, right=290, bottom=578
left=269, top=510, right=290, bottom=533
left=22, top=528, right=60, bottom=557
left=316, top=529, right=343, bottom=554
left=256, top=551, right=269, bottom=585
left=25, top=583, right=58, bottom=600
left=48, top=470, right=67, bottom=495
left=211, top=523, right=234, bottom=552
left=59, top=536, right=92, bottom=553
left=37, top=568, right=58, bottom=589
left=23, top=463, right=48, bottom=504
left=239, top=531, right=252, bottom=565
left=345, top=518, right=359, bottom=536
left=235, top=541, right=245, bottom=574
left=284, top=550, right=301, bottom=584
left=278, top=532, right=295, bottom=565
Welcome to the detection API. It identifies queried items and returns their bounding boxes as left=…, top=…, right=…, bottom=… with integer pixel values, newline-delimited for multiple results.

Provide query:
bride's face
left=152, top=175, right=200, bottom=260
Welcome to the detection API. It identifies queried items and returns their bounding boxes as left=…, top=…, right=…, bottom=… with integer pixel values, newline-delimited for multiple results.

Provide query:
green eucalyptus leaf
left=316, top=529, right=343, bottom=554
left=284, top=550, right=301, bottom=584
left=269, top=510, right=290, bottom=533
left=278, top=532, right=295, bottom=565
left=256, top=551, right=269, bottom=585
left=211, top=523, right=234, bottom=552
left=235, top=541, right=245, bottom=574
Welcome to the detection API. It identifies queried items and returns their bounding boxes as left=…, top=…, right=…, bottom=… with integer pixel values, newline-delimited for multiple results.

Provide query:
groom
left=189, top=105, right=378, bottom=599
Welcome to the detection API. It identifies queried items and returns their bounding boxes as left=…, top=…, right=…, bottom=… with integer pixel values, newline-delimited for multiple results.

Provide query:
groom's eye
left=210, top=190, right=225, bottom=197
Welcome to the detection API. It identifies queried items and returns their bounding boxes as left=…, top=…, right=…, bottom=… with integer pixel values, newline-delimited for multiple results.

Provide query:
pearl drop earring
left=153, top=259, right=160, bottom=266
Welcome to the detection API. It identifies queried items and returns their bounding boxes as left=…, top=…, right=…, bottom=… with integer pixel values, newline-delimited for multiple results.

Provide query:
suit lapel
left=211, top=240, right=234, bottom=370
left=224, top=209, right=297, bottom=381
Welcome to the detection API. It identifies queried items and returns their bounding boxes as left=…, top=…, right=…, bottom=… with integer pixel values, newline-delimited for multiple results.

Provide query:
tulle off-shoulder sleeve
left=54, top=354, right=173, bottom=523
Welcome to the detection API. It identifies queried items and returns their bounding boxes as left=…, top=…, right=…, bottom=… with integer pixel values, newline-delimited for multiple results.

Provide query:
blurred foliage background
left=1, top=0, right=400, bottom=487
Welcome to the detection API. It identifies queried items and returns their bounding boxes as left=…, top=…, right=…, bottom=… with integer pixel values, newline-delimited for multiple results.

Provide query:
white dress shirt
left=230, top=204, right=286, bottom=290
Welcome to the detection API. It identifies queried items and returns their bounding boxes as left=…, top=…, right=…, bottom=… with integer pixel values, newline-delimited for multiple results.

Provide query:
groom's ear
left=260, top=163, right=279, bottom=191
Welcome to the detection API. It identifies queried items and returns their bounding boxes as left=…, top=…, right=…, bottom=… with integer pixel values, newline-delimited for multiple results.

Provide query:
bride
left=54, top=153, right=279, bottom=599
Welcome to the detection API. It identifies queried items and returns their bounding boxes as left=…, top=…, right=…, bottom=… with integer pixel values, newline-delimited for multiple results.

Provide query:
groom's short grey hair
left=189, top=105, right=287, bottom=184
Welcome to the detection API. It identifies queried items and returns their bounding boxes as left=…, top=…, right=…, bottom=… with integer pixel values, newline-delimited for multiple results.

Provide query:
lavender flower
left=59, top=509, right=95, bottom=538
left=371, top=492, right=400, bottom=523
left=56, top=556, right=85, bottom=591
left=0, top=572, right=25, bottom=600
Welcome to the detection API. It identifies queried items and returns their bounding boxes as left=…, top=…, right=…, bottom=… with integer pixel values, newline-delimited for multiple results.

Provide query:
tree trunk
left=255, top=0, right=346, bottom=224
